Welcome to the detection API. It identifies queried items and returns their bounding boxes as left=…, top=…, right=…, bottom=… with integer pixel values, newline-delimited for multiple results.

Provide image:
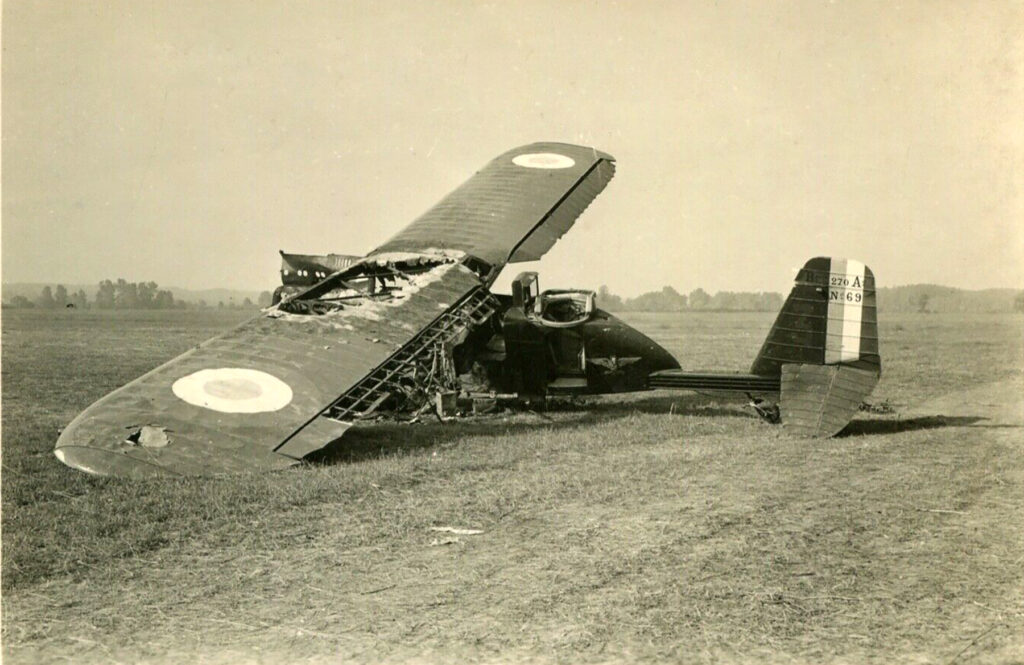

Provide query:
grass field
left=2, top=308, right=1023, bottom=664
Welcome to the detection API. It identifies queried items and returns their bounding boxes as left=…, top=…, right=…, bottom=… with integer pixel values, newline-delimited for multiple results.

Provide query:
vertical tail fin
left=752, top=257, right=881, bottom=436
left=751, top=257, right=880, bottom=376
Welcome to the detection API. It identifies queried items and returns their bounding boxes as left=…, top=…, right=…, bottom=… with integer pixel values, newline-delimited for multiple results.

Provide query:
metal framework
left=320, top=287, right=500, bottom=424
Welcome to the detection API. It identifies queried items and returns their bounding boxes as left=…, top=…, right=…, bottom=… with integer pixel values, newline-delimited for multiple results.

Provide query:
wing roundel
left=370, top=142, right=616, bottom=277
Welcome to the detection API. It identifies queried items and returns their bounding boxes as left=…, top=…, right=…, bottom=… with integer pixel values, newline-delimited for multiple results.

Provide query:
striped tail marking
left=750, top=257, right=880, bottom=377
left=825, top=258, right=866, bottom=365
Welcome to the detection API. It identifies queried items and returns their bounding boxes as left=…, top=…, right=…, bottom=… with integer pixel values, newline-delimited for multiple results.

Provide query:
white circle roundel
left=172, top=368, right=293, bottom=413
left=512, top=153, right=576, bottom=169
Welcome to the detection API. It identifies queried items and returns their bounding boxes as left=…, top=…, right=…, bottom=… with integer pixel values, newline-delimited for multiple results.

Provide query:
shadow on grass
left=840, top=415, right=986, bottom=436
left=306, top=393, right=755, bottom=466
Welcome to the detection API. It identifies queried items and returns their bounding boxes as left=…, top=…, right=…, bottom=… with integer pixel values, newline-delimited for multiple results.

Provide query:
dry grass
left=2, top=309, right=1023, bottom=663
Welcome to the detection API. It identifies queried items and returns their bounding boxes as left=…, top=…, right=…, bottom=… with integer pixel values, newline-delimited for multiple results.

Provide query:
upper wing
left=55, top=262, right=484, bottom=477
left=370, top=143, right=616, bottom=274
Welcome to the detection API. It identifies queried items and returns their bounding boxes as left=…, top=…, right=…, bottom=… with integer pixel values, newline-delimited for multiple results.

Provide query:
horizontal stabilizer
left=780, top=364, right=880, bottom=437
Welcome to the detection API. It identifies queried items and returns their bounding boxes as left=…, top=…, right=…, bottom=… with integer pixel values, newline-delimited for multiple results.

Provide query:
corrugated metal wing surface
left=370, top=143, right=615, bottom=270
left=55, top=264, right=482, bottom=475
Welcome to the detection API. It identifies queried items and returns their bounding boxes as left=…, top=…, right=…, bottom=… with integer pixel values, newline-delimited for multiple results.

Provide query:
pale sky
left=3, top=1, right=1022, bottom=296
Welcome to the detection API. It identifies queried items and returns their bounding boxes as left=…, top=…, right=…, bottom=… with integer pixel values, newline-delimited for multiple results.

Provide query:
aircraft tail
left=649, top=257, right=880, bottom=437
left=751, top=257, right=880, bottom=436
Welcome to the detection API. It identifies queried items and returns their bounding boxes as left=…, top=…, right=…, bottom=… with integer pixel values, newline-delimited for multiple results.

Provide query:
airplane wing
left=371, top=142, right=616, bottom=274
left=55, top=262, right=486, bottom=476
left=56, top=142, right=614, bottom=477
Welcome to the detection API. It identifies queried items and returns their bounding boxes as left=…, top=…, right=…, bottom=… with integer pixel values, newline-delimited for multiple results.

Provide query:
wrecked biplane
left=55, top=143, right=880, bottom=477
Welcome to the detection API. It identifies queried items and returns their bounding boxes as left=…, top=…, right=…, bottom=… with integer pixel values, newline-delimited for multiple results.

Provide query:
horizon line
left=2, top=279, right=1021, bottom=296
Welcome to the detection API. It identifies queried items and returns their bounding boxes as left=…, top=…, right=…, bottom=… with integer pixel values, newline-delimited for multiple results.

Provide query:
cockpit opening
left=509, top=272, right=595, bottom=329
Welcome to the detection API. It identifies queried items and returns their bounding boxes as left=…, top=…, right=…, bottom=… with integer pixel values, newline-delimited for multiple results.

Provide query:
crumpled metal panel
left=280, top=251, right=361, bottom=285
left=54, top=264, right=483, bottom=476
left=370, top=143, right=615, bottom=271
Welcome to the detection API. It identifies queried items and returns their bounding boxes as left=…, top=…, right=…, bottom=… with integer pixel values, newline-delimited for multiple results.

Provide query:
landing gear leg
left=747, top=393, right=781, bottom=424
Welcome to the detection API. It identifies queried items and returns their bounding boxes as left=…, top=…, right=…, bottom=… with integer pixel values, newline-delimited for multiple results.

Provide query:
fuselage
left=464, top=290, right=680, bottom=398
left=276, top=253, right=680, bottom=399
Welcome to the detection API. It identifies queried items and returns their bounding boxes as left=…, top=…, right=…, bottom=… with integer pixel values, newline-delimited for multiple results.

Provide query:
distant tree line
left=6, top=285, right=93, bottom=310
left=6, top=281, right=1020, bottom=313
left=93, top=279, right=178, bottom=309
left=877, top=285, right=1024, bottom=314
left=3, top=281, right=274, bottom=310
left=597, top=284, right=1024, bottom=314
left=597, top=285, right=784, bottom=312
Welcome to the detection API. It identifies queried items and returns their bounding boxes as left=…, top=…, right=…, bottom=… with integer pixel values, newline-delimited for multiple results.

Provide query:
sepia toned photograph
left=2, top=1, right=1022, bottom=663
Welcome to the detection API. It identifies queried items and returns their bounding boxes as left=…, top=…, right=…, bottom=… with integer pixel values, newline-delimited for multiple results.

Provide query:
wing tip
left=505, top=142, right=615, bottom=164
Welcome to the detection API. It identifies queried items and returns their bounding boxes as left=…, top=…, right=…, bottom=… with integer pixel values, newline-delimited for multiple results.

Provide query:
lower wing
left=55, top=261, right=483, bottom=476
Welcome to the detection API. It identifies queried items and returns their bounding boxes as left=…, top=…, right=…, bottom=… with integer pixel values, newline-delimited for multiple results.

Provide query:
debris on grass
left=429, top=526, right=484, bottom=535
left=359, top=584, right=398, bottom=595
left=860, top=400, right=897, bottom=414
